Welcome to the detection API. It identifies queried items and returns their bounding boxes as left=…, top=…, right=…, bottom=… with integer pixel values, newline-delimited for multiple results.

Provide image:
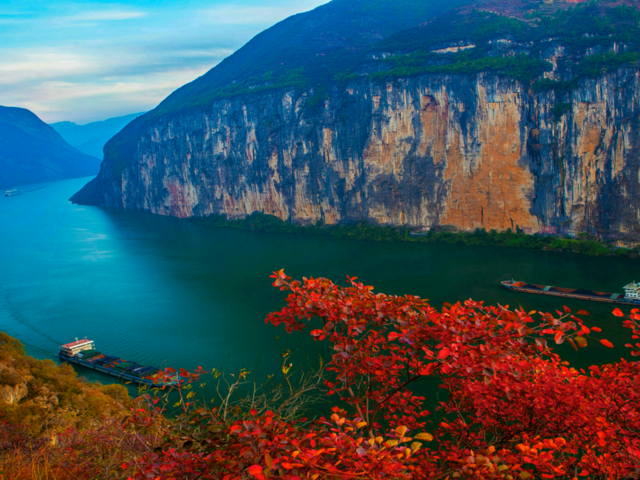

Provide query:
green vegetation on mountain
left=371, top=52, right=551, bottom=84
left=193, top=212, right=636, bottom=258
left=365, top=3, right=640, bottom=84
left=152, top=0, right=472, bottom=116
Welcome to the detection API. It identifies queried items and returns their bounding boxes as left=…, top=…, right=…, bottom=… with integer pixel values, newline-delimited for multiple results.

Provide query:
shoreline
left=192, top=213, right=639, bottom=259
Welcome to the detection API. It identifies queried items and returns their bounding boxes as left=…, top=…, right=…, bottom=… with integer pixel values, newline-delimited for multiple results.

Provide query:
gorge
left=71, top=0, right=640, bottom=243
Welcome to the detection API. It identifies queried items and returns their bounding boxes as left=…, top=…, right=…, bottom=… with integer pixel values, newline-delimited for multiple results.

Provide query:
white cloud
left=0, top=44, right=217, bottom=122
left=62, top=9, right=147, bottom=22
left=3, top=67, right=213, bottom=123
left=0, top=0, right=329, bottom=123
left=0, top=51, right=100, bottom=84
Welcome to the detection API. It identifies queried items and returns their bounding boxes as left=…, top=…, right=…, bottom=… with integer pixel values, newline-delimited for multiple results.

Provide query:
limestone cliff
left=74, top=70, right=640, bottom=240
left=71, top=0, right=640, bottom=241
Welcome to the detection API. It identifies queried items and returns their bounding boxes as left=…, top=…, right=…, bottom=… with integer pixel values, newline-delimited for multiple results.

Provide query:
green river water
left=0, top=177, right=635, bottom=392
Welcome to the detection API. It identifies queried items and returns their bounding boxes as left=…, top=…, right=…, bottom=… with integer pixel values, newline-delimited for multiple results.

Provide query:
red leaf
left=613, top=308, right=624, bottom=317
left=419, top=363, right=437, bottom=376
left=248, top=465, right=264, bottom=479
left=600, top=339, right=614, bottom=348
left=437, top=347, right=451, bottom=360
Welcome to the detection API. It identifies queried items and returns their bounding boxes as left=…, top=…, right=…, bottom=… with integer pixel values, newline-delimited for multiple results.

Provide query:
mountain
left=0, top=106, right=101, bottom=190
left=51, top=112, right=145, bottom=159
left=72, top=0, right=473, bottom=180
left=72, top=0, right=640, bottom=243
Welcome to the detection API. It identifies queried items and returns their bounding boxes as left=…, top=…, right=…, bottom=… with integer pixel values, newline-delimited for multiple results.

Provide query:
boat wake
left=0, top=287, right=62, bottom=348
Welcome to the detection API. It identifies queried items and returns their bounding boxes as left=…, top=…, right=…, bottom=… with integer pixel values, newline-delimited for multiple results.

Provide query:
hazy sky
left=0, top=0, right=328, bottom=124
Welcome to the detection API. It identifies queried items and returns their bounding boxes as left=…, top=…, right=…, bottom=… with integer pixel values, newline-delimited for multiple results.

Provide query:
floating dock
left=501, top=280, right=640, bottom=306
left=59, top=339, right=177, bottom=387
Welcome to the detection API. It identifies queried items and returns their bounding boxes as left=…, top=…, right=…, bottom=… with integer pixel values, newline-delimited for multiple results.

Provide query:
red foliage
left=125, top=271, right=640, bottom=479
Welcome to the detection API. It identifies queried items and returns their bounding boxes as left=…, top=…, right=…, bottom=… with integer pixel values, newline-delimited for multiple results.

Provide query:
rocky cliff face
left=0, top=368, right=29, bottom=406
left=78, top=69, right=640, bottom=239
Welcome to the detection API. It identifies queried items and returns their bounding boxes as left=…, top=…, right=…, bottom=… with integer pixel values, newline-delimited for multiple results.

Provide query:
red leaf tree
left=125, top=272, right=640, bottom=479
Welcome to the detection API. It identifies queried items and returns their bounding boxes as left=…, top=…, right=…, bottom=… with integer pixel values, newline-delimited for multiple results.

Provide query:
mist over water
left=0, top=177, right=634, bottom=389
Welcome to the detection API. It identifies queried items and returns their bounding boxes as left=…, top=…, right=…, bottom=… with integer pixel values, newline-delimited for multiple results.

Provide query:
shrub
left=123, top=273, right=640, bottom=479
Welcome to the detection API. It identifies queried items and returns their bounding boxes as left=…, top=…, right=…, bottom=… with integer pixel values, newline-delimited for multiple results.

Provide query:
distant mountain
left=51, top=112, right=145, bottom=159
left=0, top=106, right=101, bottom=190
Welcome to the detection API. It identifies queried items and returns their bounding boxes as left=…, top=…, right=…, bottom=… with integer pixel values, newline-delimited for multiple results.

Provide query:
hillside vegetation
left=353, top=1, right=640, bottom=85
left=0, top=333, right=149, bottom=479
left=195, top=212, right=639, bottom=258
left=0, top=333, right=128, bottom=433
left=3, top=274, right=640, bottom=478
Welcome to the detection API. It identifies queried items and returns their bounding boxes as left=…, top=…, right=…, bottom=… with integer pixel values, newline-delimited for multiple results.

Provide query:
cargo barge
left=59, top=339, right=177, bottom=387
left=502, top=280, right=640, bottom=305
left=4, top=189, right=22, bottom=197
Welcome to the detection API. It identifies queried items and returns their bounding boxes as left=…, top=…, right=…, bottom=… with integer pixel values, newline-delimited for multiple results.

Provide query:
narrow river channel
left=0, top=177, right=633, bottom=391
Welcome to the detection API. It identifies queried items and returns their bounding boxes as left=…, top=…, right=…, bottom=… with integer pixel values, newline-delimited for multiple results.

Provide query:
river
left=0, top=177, right=634, bottom=389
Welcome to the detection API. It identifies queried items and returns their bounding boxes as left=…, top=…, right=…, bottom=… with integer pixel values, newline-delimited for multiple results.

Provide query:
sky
left=0, top=0, right=329, bottom=124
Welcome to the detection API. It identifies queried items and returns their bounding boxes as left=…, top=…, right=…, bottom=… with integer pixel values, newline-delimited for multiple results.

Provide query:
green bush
left=372, top=54, right=551, bottom=84
left=553, top=102, right=573, bottom=121
left=193, top=213, right=635, bottom=259
left=578, top=52, right=639, bottom=78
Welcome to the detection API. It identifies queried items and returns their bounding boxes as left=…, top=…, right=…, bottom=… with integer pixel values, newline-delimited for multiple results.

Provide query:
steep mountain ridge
left=72, top=0, right=640, bottom=242
left=0, top=106, right=100, bottom=190
left=74, top=0, right=472, bottom=180
left=51, top=112, right=145, bottom=159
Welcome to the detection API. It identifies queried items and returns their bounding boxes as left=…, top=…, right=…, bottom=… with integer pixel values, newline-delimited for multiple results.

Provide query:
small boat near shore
left=502, top=280, right=640, bottom=305
left=59, top=338, right=178, bottom=387
left=4, top=189, right=22, bottom=197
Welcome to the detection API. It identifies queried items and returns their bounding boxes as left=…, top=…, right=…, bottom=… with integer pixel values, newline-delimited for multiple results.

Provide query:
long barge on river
left=502, top=280, right=640, bottom=306
left=59, top=339, right=177, bottom=387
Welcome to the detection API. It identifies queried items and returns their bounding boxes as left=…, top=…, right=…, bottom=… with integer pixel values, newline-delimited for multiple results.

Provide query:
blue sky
left=0, top=0, right=328, bottom=124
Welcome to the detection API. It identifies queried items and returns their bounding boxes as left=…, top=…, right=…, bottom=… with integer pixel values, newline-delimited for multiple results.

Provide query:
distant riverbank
left=194, top=212, right=639, bottom=259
